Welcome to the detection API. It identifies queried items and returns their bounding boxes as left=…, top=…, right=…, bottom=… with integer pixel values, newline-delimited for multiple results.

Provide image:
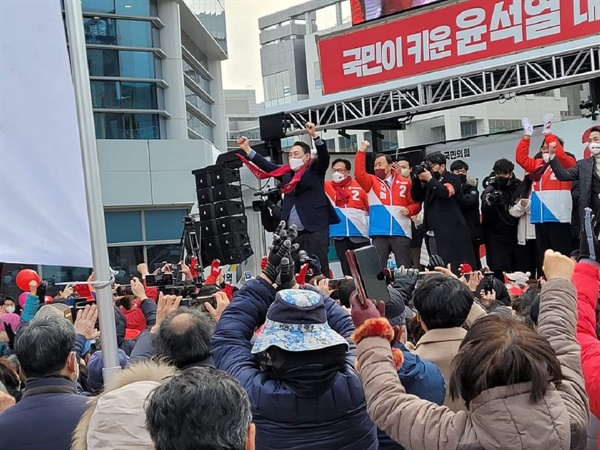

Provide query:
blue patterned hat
left=251, top=289, right=348, bottom=354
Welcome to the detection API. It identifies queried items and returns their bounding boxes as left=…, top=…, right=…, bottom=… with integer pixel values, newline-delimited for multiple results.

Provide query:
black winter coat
left=411, top=171, right=476, bottom=272
left=458, top=179, right=481, bottom=244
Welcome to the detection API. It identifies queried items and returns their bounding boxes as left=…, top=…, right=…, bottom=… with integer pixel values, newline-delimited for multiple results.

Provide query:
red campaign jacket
left=572, top=261, right=600, bottom=418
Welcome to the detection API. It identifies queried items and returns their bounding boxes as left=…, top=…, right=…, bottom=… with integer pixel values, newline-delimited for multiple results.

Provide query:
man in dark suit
left=411, top=152, right=476, bottom=274
left=550, top=126, right=600, bottom=234
left=238, top=123, right=339, bottom=276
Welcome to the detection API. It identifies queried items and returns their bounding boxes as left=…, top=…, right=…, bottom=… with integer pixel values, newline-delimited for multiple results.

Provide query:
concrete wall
left=97, top=139, right=215, bottom=207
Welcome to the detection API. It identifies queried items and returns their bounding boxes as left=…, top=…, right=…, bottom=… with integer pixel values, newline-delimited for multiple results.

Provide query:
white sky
left=222, top=0, right=346, bottom=103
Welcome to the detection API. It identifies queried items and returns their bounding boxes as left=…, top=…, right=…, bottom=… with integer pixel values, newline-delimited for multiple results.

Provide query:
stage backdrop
left=0, top=0, right=92, bottom=267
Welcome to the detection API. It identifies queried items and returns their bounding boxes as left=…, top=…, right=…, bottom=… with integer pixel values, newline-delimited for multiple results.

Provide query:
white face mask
left=542, top=153, right=550, bottom=163
left=6, top=306, right=15, bottom=314
left=590, top=143, right=600, bottom=156
left=332, top=172, right=347, bottom=183
left=400, top=168, right=410, bottom=178
left=289, top=157, right=305, bottom=171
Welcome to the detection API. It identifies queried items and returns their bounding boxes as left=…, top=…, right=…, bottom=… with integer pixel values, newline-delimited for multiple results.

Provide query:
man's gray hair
left=15, top=315, right=76, bottom=378
left=146, top=367, right=252, bottom=450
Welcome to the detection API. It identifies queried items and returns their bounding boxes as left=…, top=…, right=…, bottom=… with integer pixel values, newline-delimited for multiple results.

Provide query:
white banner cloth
left=0, top=0, right=92, bottom=267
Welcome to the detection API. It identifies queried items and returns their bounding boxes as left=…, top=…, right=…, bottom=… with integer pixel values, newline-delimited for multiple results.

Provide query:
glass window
left=117, top=20, right=152, bottom=47
left=382, top=130, right=399, bottom=151
left=41, top=266, right=92, bottom=286
left=95, top=112, right=124, bottom=139
left=187, top=112, right=213, bottom=141
left=185, top=87, right=212, bottom=116
left=82, top=0, right=114, bottom=13
left=87, top=49, right=119, bottom=76
left=105, top=211, right=143, bottom=243
left=120, top=51, right=155, bottom=78
left=145, top=209, right=188, bottom=241
left=108, top=246, right=144, bottom=284
left=122, top=114, right=160, bottom=139
left=147, top=244, right=182, bottom=268
left=115, top=0, right=150, bottom=16
left=91, top=81, right=119, bottom=108
left=92, top=81, right=158, bottom=109
left=120, top=82, right=158, bottom=109
left=183, top=59, right=211, bottom=93
left=84, top=18, right=117, bottom=45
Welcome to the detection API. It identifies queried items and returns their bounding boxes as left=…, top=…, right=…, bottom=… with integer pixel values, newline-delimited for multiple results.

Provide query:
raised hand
left=204, top=291, right=230, bottom=323
left=359, top=141, right=370, bottom=152
left=522, top=117, right=533, bottom=137
left=237, top=136, right=252, bottom=154
left=74, top=304, right=99, bottom=340
left=131, top=277, right=147, bottom=300
left=542, top=112, right=554, bottom=135
left=542, top=250, right=575, bottom=281
left=151, top=293, right=182, bottom=333
left=305, top=122, right=318, bottom=139
left=277, top=257, right=298, bottom=290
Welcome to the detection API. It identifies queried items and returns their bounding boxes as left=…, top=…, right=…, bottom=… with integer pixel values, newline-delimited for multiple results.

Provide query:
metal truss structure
left=282, top=44, right=600, bottom=136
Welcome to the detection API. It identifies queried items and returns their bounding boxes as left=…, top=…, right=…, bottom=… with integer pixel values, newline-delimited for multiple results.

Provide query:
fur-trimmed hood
left=465, top=177, right=478, bottom=187
left=72, top=360, right=176, bottom=450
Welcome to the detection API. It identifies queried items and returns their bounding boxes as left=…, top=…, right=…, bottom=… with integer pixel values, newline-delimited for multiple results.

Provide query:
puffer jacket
left=355, top=277, right=589, bottom=450
left=211, top=278, right=378, bottom=450
left=72, top=360, right=177, bottom=450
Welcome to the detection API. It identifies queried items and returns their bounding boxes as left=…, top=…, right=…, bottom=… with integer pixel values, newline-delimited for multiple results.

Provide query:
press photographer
left=410, top=152, right=475, bottom=274
left=481, top=158, right=521, bottom=280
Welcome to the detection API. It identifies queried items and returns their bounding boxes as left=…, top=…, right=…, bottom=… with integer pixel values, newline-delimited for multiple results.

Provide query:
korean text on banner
left=319, top=0, right=600, bottom=95
left=0, top=0, right=92, bottom=268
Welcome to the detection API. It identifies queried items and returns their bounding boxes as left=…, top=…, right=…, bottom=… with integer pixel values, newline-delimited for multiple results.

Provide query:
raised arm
left=549, top=157, right=580, bottom=182
left=354, top=141, right=374, bottom=192
left=547, top=133, right=576, bottom=169
left=237, top=136, right=280, bottom=173
left=515, top=137, right=539, bottom=173
left=306, top=122, right=330, bottom=176
left=211, top=277, right=275, bottom=387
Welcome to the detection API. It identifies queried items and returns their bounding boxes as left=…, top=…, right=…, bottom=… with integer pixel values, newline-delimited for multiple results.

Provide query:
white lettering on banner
left=456, top=8, right=488, bottom=55
left=407, top=26, right=452, bottom=63
left=342, top=37, right=403, bottom=78
left=490, top=0, right=523, bottom=44
left=524, top=0, right=560, bottom=40
left=574, top=0, right=600, bottom=25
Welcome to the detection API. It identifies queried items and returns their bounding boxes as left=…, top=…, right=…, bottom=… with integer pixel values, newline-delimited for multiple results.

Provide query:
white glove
left=542, top=113, right=554, bottom=135
left=522, top=117, right=533, bottom=136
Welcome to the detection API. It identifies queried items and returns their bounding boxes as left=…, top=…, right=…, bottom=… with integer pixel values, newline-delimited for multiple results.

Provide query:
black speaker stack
left=192, top=165, right=253, bottom=265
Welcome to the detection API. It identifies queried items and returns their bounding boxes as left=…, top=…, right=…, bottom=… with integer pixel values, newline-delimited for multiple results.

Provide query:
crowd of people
left=0, top=118, right=599, bottom=449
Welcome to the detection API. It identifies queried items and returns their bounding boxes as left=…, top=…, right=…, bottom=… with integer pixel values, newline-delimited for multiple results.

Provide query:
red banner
left=319, top=0, right=600, bottom=95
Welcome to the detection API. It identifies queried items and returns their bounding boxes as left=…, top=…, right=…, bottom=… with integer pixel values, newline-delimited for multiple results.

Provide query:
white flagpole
left=63, top=0, right=121, bottom=382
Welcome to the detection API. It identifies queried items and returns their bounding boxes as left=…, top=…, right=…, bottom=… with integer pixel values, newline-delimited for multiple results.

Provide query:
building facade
left=0, top=0, right=228, bottom=297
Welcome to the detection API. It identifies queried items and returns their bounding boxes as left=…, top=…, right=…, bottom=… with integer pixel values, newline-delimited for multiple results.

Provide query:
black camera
left=412, top=163, right=428, bottom=176
left=116, top=285, right=134, bottom=296
left=252, top=187, right=281, bottom=212
left=486, top=189, right=504, bottom=205
left=145, top=272, right=174, bottom=287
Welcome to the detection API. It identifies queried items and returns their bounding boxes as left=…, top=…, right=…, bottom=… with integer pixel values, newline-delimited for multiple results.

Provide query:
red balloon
left=16, top=269, right=41, bottom=291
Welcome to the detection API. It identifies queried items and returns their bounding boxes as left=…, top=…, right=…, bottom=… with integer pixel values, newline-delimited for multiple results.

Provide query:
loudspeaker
left=260, top=112, right=286, bottom=140
left=222, top=244, right=253, bottom=264
left=196, top=187, right=215, bottom=205
left=214, top=184, right=242, bottom=202
left=216, top=215, right=247, bottom=233
left=200, top=219, right=219, bottom=237
left=216, top=149, right=245, bottom=168
left=198, top=204, right=216, bottom=222
left=220, top=231, right=250, bottom=249
left=212, top=167, right=241, bottom=186
left=192, top=168, right=211, bottom=189
left=203, top=235, right=222, bottom=258
left=214, top=200, right=244, bottom=218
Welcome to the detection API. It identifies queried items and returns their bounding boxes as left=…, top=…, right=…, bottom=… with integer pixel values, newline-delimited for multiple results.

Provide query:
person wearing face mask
left=481, top=159, right=521, bottom=280
left=516, top=114, right=576, bottom=265
left=450, top=160, right=482, bottom=269
left=550, top=126, right=600, bottom=235
left=237, top=122, right=339, bottom=276
left=411, top=152, right=476, bottom=274
left=354, top=141, right=420, bottom=268
left=0, top=315, right=91, bottom=450
left=324, top=158, right=370, bottom=276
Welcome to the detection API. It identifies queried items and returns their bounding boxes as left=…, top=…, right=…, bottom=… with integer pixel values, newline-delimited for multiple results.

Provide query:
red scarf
left=236, top=154, right=311, bottom=194
left=332, top=176, right=352, bottom=206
